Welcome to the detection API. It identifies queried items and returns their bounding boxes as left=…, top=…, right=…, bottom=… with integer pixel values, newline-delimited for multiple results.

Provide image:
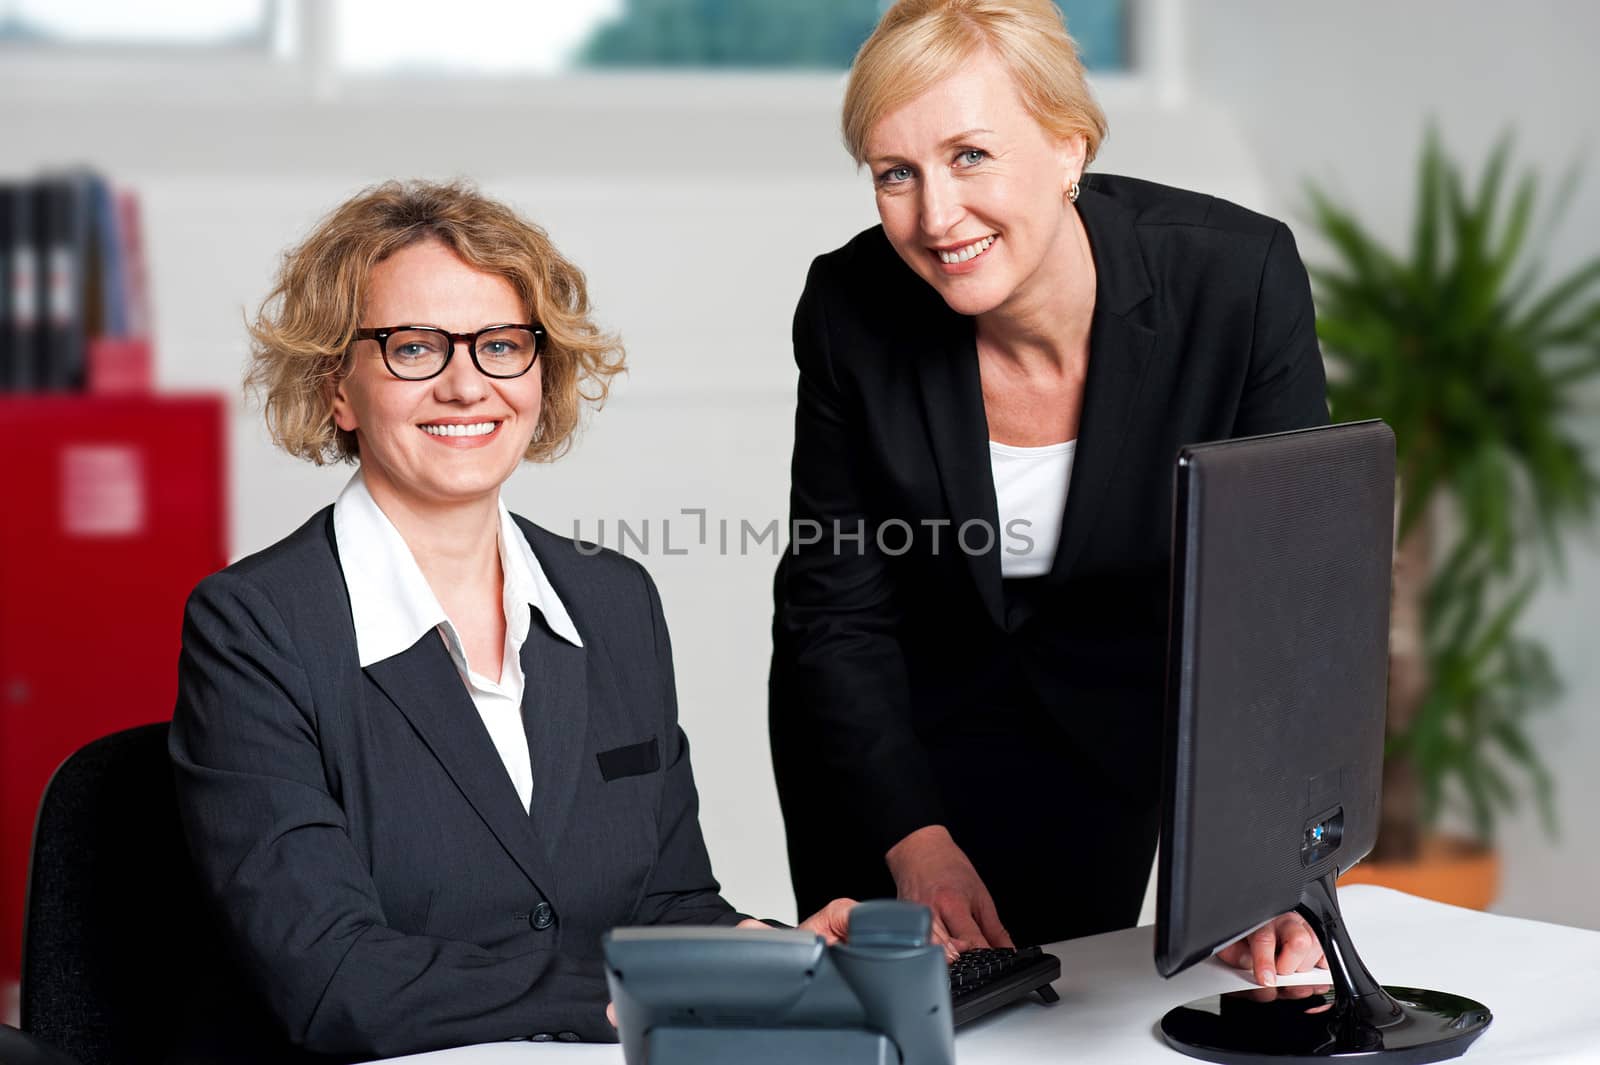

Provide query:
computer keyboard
left=948, top=945, right=1061, bottom=1026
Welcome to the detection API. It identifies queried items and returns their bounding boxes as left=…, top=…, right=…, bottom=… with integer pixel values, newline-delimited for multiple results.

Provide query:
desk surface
left=383, top=886, right=1600, bottom=1064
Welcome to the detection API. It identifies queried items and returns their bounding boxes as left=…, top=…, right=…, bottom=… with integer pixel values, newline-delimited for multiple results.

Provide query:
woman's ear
left=329, top=370, right=358, bottom=433
left=1057, top=132, right=1089, bottom=191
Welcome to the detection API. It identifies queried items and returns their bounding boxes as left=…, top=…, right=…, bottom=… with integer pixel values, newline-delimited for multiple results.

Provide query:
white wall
left=3, top=0, right=1597, bottom=932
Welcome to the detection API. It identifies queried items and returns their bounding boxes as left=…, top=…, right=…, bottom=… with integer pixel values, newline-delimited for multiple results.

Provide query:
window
left=0, top=0, right=1146, bottom=102
left=0, top=0, right=274, bottom=48
left=335, top=0, right=1131, bottom=77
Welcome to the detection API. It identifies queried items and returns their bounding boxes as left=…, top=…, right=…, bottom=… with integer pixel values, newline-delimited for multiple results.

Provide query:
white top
left=990, top=439, right=1076, bottom=578
left=332, top=471, right=583, bottom=812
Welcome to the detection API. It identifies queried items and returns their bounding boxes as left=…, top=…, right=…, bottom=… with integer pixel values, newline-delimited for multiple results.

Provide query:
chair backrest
left=20, top=723, right=292, bottom=1065
left=0, top=1022, right=84, bottom=1065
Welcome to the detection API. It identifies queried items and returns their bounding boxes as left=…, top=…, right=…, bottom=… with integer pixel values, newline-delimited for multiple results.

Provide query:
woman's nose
left=433, top=340, right=490, bottom=400
left=919, top=174, right=962, bottom=238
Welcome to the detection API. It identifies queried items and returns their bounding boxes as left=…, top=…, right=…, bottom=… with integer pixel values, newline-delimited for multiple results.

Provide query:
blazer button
left=557, top=1031, right=580, bottom=1042
left=530, top=902, right=555, bottom=930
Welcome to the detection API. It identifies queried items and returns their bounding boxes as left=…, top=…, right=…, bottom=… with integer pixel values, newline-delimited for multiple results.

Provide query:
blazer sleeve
left=629, top=562, right=746, bottom=928
left=772, top=263, right=946, bottom=857
left=1235, top=221, right=1331, bottom=434
left=170, top=571, right=615, bottom=1058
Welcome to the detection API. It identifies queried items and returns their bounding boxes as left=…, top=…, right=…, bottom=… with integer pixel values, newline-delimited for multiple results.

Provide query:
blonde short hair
left=246, top=180, right=625, bottom=465
left=842, top=0, right=1108, bottom=166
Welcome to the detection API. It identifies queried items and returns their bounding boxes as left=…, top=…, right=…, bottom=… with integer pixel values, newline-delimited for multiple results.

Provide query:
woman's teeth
left=422, top=422, right=498, bottom=437
left=938, top=236, right=995, bottom=264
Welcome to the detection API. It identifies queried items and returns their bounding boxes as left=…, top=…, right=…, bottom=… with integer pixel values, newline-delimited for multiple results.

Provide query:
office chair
left=0, top=1024, right=82, bottom=1065
left=20, top=722, right=298, bottom=1065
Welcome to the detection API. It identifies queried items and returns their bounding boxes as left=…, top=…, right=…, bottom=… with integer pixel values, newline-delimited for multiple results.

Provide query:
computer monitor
left=1154, top=421, right=1493, bottom=1063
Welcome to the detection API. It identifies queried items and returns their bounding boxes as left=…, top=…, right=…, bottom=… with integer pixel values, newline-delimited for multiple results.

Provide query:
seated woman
left=171, top=180, right=849, bottom=1059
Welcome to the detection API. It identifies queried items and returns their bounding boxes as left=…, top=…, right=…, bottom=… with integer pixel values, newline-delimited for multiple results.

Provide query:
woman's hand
left=796, top=897, right=857, bottom=943
left=1216, top=911, right=1328, bottom=986
left=886, top=825, right=1012, bottom=958
left=736, top=897, right=858, bottom=944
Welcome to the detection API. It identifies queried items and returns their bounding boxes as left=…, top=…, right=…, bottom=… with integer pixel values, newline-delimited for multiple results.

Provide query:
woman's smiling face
left=332, top=238, right=542, bottom=514
left=865, top=48, right=1086, bottom=318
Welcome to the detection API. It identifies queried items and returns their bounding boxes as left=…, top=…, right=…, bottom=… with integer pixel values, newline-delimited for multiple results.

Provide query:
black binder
left=3, top=170, right=137, bottom=392
left=39, top=174, right=92, bottom=391
left=0, top=182, right=12, bottom=390
left=7, top=183, right=41, bottom=391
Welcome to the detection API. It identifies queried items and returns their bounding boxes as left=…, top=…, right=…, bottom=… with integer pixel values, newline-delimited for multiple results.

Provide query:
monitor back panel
left=1156, top=421, right=1395, bottom=976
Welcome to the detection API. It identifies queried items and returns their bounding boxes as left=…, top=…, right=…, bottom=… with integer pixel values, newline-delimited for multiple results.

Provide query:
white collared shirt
left=332, top=470, right=582, bottom=812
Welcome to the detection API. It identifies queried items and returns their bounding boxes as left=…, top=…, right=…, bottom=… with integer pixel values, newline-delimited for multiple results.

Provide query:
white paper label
left=47, top=245, right=75, bottom=325
left=62, top=445, right=146, bottom=538
left=11, top=246, right=38, bottom=326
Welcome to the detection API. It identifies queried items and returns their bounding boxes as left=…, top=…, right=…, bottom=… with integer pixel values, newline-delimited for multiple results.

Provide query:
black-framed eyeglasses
left=352, top=324, right=545, bottom=381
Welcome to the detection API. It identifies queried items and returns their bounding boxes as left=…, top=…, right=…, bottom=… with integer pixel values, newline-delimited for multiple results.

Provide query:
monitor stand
left=1159, top=872, right=1492, bottom=1064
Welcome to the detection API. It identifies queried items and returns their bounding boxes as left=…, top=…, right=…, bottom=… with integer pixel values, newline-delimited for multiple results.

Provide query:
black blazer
left=770, top=174, right=1330, bottom=913
left=171, top=508, right=740, bottom=1060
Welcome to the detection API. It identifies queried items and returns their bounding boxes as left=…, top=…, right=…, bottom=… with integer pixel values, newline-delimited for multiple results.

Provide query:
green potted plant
left=1305, top=129, right=1600, bottom=906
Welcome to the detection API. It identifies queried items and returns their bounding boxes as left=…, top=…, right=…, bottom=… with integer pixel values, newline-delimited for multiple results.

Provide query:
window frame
left=0, top=0, right=1186, bottom=110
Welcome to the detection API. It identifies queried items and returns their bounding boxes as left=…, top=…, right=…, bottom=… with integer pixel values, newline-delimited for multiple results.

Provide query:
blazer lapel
left=365, top=637, right=556, bottom=897
left=1045, top=185, right=1158, bottom=589
left=519, top=611, right=589, bottom=872
left=917, top=313, right=1007, bottom=629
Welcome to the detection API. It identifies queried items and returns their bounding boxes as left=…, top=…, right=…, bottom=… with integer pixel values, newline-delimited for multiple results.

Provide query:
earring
left=1068, top=178, right=1081, bottom=203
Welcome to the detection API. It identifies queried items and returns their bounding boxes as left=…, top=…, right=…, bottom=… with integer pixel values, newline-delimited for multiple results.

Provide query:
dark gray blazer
left=170, top=507, right=741, bottom=1059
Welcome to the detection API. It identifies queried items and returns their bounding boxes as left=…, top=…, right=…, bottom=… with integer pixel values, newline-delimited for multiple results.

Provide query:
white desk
left=383, top=886, right=1600, bottom=1064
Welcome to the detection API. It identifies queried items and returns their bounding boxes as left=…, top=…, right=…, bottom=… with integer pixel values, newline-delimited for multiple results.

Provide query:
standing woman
left=770, top=0, right=1328, bottom=985
left=173, top=181, right=849, bottom=1060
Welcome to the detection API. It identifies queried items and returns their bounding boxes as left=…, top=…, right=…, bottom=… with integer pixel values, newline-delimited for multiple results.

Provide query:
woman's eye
left=957, top=149, right=986, bottom=166
left=395, top=344, right=429, bottom=358
left=879, top=165, right=913, bottom=185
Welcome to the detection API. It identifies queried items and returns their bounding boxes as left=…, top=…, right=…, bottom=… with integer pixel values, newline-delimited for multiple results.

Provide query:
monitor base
left=1160, top=983, right=1492, bottom=1064
left=1160, top=873, right=1491, bottom=1064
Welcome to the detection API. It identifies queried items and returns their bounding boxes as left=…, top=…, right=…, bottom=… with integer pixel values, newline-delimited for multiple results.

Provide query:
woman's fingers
left=1221, top=915, right=1327, bottom=985
left=1277, top=915, right=1325, bottom=974
left=793, top=897, right=858, bottom=944
left=975, top=892, right=1014, bottom=949
left=935, top=889, right=989, bottom=952
left=929, top=912, right=960, bottom=961
left=1249, top=927, right=1279, bottom=986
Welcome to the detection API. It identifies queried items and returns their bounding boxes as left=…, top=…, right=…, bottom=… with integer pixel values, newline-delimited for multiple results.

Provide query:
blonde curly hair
left=247, top=180, right=625, bottom=465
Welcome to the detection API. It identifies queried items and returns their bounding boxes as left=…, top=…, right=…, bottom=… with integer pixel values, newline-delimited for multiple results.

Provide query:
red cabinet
left=0, top=395, right=227, bottom=993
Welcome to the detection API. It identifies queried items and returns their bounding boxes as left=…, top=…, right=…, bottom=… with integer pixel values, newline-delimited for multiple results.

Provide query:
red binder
left=0, top=395, right=227, bottom=998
